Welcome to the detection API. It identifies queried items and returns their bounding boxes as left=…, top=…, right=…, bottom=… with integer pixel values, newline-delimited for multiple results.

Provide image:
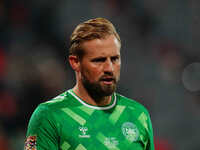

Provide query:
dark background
left=0, top=0, right=199, bottom=150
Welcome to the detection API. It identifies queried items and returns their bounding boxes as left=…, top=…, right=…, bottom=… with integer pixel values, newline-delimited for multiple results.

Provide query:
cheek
left=115, top=64, right=121, bottom=74
left=115, top=66, right=121, bottom=81
left=83, top=66, right=102, bottom=80
left=91, top=67, right=102, bottom=77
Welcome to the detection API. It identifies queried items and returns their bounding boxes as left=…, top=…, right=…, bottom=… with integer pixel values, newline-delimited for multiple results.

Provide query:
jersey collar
left=67, top=89, right=116, bottom=110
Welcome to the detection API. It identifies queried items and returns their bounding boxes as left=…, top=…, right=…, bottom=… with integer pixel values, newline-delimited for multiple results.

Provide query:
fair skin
left=69, top=34, right=121, bottom=106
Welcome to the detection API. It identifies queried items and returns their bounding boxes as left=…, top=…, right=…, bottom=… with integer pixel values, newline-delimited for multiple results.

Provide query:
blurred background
left=0, top=0, right=199, bottom=150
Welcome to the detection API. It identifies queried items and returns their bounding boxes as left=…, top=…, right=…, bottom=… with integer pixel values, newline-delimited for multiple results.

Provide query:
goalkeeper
left=24, top=17, right=155, bottom=150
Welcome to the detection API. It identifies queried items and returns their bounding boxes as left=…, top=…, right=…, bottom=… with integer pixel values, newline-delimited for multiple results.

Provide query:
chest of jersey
left=57, top=105, right=148, bottom=150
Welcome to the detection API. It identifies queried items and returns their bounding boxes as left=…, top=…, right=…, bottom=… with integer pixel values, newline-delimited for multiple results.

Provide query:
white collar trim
left=68, top=90, right=116, bottom=110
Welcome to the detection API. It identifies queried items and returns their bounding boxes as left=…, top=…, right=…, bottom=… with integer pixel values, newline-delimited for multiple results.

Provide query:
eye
left=92, top=57, right=106, bottom=62
left=111, top=56, right=120, bottom=62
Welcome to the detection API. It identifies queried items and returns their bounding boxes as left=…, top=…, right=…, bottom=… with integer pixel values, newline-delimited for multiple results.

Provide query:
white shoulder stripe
left=68, top=90, right=116, bottom=110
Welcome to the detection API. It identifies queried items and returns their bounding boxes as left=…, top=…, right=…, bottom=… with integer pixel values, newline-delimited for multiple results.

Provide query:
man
left=24, top=18, right=155, bottom=150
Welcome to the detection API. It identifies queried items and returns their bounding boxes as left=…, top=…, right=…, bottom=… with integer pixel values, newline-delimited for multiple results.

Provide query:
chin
left=102, top=85, right=116, bottom=96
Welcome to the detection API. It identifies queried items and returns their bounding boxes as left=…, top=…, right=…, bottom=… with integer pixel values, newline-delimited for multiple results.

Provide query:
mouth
left=100, top=77, right=115, bottom=85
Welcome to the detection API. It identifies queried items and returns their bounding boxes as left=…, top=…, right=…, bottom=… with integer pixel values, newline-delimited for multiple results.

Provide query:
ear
left=69, top=55, right=80, bottom=72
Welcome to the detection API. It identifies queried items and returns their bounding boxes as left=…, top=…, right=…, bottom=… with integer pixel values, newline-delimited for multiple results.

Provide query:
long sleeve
left=24, top=104, right=59, bottom=150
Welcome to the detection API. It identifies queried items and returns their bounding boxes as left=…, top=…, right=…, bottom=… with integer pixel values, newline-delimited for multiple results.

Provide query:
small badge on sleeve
left=24, top=135, right=37, bottom=150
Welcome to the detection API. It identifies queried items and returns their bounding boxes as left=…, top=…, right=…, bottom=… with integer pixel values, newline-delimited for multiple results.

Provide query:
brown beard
left=81, top=72, right=118, bottom=102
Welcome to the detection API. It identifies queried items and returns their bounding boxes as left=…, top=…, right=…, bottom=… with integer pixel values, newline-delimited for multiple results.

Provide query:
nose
left=104, top=59, right=114, bottom=73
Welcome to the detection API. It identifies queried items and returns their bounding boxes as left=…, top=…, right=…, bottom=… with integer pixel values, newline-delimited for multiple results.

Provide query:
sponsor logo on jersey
left=104, top=137, right=119, bottom=149
left=121, top=122, right=139, bottom=142
left=79, top=126, right=91, bottom=138
left=24, top=135, right=37, bottom=150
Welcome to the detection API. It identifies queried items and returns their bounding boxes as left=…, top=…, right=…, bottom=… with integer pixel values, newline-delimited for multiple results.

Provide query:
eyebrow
left=91, top=54, right=120, bottom=61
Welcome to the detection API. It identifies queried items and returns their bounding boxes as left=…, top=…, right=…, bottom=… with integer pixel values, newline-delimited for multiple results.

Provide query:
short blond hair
left=69, top=18, right=121, bottom=59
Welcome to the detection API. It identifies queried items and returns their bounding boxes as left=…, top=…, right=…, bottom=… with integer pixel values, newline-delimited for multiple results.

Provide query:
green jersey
left=25, top=89, right=154, bottom=150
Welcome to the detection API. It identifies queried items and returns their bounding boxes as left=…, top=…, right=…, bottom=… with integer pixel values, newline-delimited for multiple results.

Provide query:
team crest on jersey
left=24, top=135, right=37, bottom=150
left=121, top=122, right=139, bottom=142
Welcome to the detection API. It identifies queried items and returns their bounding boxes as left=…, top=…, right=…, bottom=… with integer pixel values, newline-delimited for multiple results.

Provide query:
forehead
left=81, top=35, right=121, bottom=58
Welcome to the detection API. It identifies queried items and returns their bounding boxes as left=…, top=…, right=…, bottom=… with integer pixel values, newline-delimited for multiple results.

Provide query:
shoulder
left=115, top=93, right=150, bottom=115
left=38, top=90, right=77, bottom=111
left=29, top=90, right=75, bottom=119
left=27, top=91, right=71, bottom=127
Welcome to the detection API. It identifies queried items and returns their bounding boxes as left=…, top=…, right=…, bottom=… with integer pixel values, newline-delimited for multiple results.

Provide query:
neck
left=72, top=84, right=112, bottom=106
